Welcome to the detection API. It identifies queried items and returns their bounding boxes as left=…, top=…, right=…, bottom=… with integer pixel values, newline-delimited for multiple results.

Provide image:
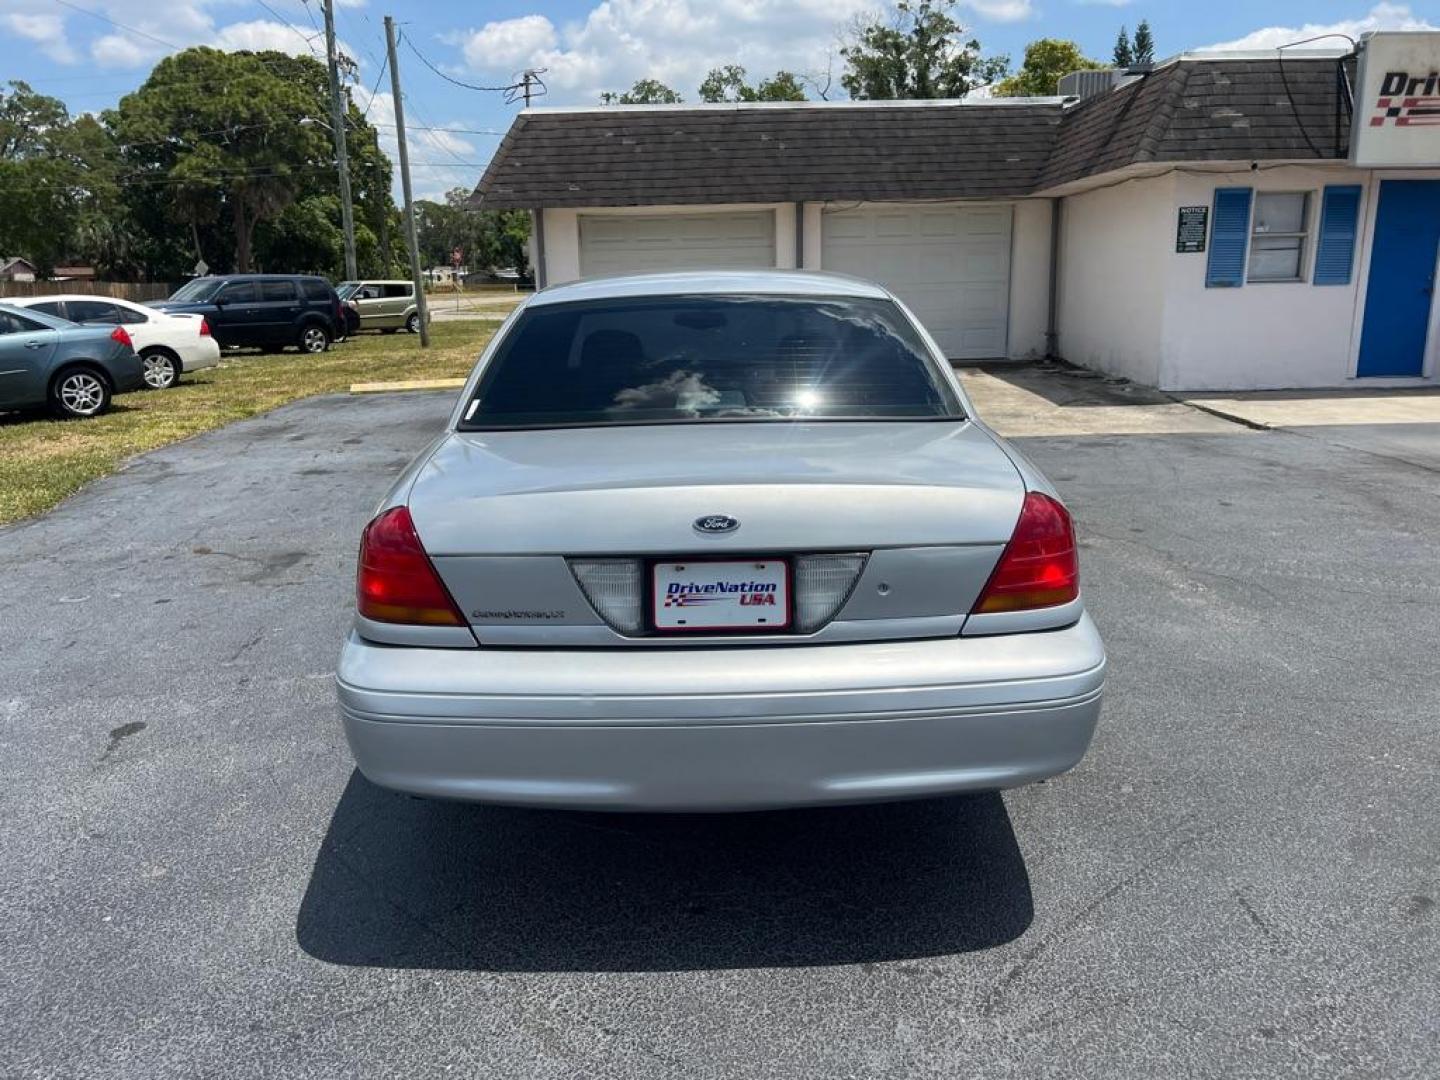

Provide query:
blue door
left=1357, top=180, right=1440, bottom=378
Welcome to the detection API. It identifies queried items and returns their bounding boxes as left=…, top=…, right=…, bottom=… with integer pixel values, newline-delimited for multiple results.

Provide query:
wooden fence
left=0, top=281, right=176, bottom=301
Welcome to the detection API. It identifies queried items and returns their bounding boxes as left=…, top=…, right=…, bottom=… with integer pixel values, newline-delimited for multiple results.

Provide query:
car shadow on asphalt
left=295, top=772, right=1033, bottom=972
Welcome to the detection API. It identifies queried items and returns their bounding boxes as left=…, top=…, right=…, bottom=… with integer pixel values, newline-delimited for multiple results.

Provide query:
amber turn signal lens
left=356, top=506, right=465, bottom=626
left=972, top=491, right=1079, bottom=614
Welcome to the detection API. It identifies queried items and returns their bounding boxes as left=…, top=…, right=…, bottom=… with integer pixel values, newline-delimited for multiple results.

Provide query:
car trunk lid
left=410, top=421, right=1022, bottom=553
left=406, top=421, right=1024, bottom=645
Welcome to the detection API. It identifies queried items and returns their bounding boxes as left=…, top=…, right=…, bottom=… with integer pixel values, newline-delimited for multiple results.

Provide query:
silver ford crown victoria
left=337, top=271, right=1105, bottom=811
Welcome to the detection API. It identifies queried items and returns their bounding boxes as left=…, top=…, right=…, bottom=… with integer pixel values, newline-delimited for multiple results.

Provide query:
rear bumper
left=107, top=353, right=146, bottom=393
left=336, top=616, right=1105, bottom=811
left=181, top=338, right=221, bottom=371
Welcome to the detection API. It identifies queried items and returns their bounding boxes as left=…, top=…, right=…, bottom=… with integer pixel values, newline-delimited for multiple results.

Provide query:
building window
left=1247, top=192, right=1311, bottom=282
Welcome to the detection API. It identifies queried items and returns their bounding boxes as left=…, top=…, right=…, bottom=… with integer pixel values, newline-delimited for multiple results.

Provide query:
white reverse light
left=794, top=554, right=867, bottom=632
left=569, top=559, right=643, bottom=634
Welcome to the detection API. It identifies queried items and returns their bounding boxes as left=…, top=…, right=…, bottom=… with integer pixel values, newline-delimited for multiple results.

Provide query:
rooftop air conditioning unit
left=1057, top=69, right=1123, bottom=100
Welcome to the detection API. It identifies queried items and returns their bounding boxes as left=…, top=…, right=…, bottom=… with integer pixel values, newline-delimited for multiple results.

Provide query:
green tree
left=0, top=80, right=68, bottom=158
left=993, top=39, right=1103, bottom=97
left=1113, top=26, right=1134, bottom=68
left=55, top=114, right=130, bottom=277
left=600, top=79, right=683, bottom=105
left=109, top=49, right=326, bottom=273
left=485, top=208, right=531, bottom=276
left=698, top=65, right=807, bottom=102
left=255, top=194, right=346, bottom=275
left=107, top=47, right=397, bottom=278
left=1133, top=20, right=1155, bottom=65
left=839, top=0, right=1007, bottom=100
left=414, top=188, right=530, bottom=278
left=0, top=82, right=123, bottom=277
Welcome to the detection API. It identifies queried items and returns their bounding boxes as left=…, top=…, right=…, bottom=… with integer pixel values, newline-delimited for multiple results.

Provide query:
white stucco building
left=472, top=32, right=1440, bottom=391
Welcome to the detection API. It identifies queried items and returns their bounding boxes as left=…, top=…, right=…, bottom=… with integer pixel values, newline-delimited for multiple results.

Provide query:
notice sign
left=1351, top=31, right=1440, bottom=167
left=1176, top=206, right=1208, bottom=253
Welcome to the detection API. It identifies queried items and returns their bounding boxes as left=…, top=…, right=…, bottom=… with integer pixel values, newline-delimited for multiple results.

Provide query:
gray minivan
left=337, top=280, right=427, bottom=334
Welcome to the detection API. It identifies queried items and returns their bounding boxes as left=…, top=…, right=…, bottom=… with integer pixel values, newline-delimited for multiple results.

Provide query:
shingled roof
left=470, top=102, right=1065, bottom=209
left=468, top=57, right=1353, bottom=209
left=1039, top=56, right=1353, bottom=190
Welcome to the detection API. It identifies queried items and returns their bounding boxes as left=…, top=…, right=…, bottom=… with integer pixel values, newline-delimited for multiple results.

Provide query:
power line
left=375, top=123, right=502, bottom=136
left=297, top=0, right=323, bottom=35
left=50, top=0, right=184, bottom=53
left=505, top=69, right=547, bottom=107
left=1273, top=34, right=1357, bottom=159
left=358, top=49, right=389, bottom=122
left=47, top=0, right=326, bottom=83
left=402, top=35, right=522, bottom=93
left=0, top=163, right=483, bottom=198
left=251, top=0, right=325, bottom=58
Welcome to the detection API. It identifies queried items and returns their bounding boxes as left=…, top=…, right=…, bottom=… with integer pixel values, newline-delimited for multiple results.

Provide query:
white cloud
left=1203, top=3, right=1436, bottom=51
left=451, top=0, right=876, bottom=103
left=28, top=0, right=342, bottom=69
left=461, top=15, right=558, bottom=71
left=960, top=0, right=1034, bottom=22
left=214, top=20, right=322, bottom=56
left=91, top=32, right=148, bottom=69
left=1075, top=0, right=1132, bottom=7
left=3, top=12, right=77, bottom=63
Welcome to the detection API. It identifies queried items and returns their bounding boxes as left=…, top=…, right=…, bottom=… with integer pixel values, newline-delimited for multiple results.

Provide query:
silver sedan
left=336, top=271, right=1104, bottom=811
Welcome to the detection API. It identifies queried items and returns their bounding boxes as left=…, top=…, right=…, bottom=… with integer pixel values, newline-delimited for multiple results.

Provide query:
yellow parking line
left=350, top=378, right=467, bottom=394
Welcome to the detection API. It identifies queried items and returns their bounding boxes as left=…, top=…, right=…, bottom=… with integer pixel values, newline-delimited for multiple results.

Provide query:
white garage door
left=579, top=211, right=777, bottom=278
left=821, top=205, right=1012, bottom=359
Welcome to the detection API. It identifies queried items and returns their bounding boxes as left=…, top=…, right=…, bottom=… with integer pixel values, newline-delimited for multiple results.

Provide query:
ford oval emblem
left=694, top=514, right=740, bottom=534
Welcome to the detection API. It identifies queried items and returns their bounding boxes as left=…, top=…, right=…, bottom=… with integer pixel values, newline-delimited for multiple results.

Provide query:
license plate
left=653, top=559, right=790, bottom=631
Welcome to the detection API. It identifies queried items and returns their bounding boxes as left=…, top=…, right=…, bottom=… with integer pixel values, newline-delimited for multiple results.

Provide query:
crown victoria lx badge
left=694, top=514, right=740, bottom=534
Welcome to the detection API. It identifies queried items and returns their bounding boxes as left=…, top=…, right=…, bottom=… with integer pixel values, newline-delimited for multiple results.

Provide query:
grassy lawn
left=0, top=320, right=498, bottom=526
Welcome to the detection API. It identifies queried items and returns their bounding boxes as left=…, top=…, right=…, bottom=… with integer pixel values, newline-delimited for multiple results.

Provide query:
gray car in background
left=0, top=302, right=145, bottom=418
left=336, top=271, right=1105, bottom=811
left=337, top=279, right=427, bottom=334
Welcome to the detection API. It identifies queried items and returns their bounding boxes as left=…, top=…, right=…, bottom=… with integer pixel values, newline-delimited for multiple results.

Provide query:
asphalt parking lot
left=2, top=386, right=1437, bottom=1078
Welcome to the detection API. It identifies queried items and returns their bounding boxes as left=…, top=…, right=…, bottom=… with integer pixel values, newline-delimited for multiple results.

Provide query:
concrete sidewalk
left=959, top=366, right=1243, bottom=437
left=1179, top=386, right=1440, bottom=428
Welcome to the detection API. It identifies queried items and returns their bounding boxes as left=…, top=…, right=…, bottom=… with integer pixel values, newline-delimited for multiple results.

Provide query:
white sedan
left=10, top=294, right=220, bottom=390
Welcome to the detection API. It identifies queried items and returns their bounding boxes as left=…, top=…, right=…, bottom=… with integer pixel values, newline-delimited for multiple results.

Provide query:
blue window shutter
left=1206, top=187, right=1252, bottom=288
left=1313, top=185, right=1362, bottom=285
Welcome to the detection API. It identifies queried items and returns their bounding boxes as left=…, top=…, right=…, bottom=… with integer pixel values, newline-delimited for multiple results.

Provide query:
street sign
left=193, top=259, right=209, bottom=276
left=1176, top=206, right=1208, bottom=253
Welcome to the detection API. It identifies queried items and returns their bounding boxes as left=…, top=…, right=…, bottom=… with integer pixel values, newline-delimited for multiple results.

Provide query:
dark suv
left=153, top=275, right=344, bottom=354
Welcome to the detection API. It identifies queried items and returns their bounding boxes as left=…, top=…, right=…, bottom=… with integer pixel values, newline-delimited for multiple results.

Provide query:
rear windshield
left=460, top=294, right=962, bottom=430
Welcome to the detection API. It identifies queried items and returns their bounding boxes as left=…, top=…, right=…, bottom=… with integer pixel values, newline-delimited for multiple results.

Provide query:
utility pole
left=520, top=69, right=545, bottom=107
left=385, top=14, right=430, bottom=347
left=323, top=0, right=358, bottom=281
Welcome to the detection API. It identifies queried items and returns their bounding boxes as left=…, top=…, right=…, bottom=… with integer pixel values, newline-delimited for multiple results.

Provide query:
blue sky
left=1, top=0, right=1435, bottom=199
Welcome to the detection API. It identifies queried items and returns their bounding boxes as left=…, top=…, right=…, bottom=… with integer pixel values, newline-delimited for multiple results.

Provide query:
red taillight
left=199, top=317, right=211, bottom=337
left=972, top=491, right=1079, bottom=614
left=110, top=326, right=133, bottom=350
left=356, top=506, right=465, bottom=626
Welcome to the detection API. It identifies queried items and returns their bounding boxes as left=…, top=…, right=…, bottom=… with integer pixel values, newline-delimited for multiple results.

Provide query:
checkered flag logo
left=1371, top=95, right=1440, bottom=127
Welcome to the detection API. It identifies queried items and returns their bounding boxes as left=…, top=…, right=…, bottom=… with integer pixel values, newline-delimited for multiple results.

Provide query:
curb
left=1167, top=398, right=1273, bottom=431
